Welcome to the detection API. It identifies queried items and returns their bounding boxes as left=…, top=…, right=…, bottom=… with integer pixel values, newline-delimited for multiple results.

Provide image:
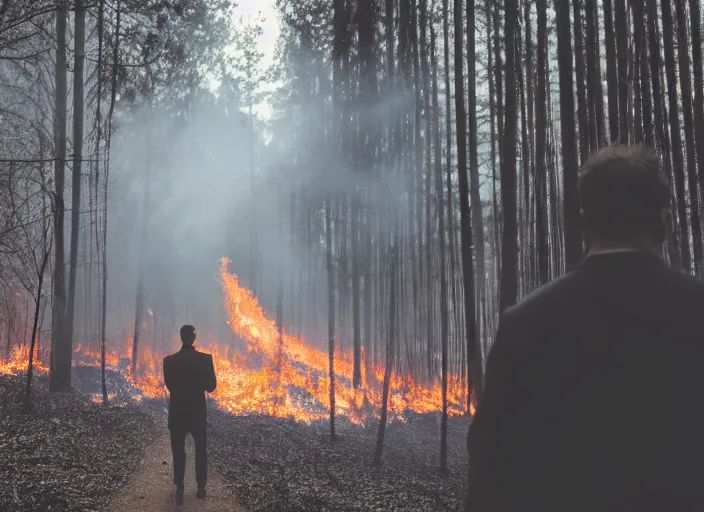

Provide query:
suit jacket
left=163, top=345, right=217, bottom=430
left=468, top=252, right=704, bottom=512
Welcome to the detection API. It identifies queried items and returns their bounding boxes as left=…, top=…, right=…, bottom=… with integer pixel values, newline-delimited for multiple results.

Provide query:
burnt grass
left=0, top=370, right=156, bottom=512
left=208, top=407, right=470, bottom=512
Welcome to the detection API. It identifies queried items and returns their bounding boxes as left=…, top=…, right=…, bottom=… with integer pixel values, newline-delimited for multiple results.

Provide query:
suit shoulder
left=505, top=272, right=578, bottom=320
left=665, top=266, right=704, bottom=288
left=195, top=351, right=213, bottom=360
left=661, top=267, right=704, bottom=302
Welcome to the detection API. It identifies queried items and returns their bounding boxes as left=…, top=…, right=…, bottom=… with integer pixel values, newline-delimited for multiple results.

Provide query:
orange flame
left=0, top=258, right=475, bottom=423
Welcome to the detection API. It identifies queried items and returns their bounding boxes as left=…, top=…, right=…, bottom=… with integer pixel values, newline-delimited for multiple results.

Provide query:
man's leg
left=170, top=428, right=187, bottom=490
left=192, top=422, right=208, bottom=494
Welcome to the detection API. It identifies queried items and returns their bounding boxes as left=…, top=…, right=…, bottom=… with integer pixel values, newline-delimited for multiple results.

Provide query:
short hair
left=180, top=324, right=196, bottom=344
left=578, top=145, right=670, bottom=240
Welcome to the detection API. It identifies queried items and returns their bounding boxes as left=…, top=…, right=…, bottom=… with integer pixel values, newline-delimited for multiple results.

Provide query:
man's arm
left=467, top=309, right=530, bottom=511
left=203, top=354, right=217, bottom=393
left=163, top=357, right=173, bottom=394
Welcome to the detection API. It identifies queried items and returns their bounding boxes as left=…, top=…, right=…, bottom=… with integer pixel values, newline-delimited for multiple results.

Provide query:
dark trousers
left=170, top=423, right=207, bottom=490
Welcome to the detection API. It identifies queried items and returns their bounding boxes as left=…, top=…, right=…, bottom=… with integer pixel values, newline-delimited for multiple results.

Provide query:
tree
left=23, top=229, right=51, bottom=412
left=499, top=0, right=518, bottom=311
left=50, top=0, right=69, bottom=392
left=555, top=0, right=583, bottom=272
left=535, top=0, right=550, bottom=285
left=65, top=0, right=86, bottom=379
left=373, top=235, right=398, bottom=466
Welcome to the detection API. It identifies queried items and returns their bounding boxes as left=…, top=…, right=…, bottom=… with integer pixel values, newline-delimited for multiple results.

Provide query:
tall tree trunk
left=586, top=0, right=606, bottom=147
left=410, top=0, right=423, bottom=382
left=66, top=0, right=85, bottom=365
left=556, top=0, right=583, bottom=271
left=573, top=0, right=589, bottom=162
left=131, top=92, right=152, bottom=376
left=50, top=0, right=69, bottom=393
left=357, top=0, right=376, bottom=378
left=494, top=0, right=504, bottom=170
left=326, top=196, right=336, bottom=438
left=249, top=103, right=258, bottom=295
left=351, top=200, right=361, bottom=386
left=674, top=0, right=703, bottom=273
left=98, top=0, right=111, bottom=405
left=603, top=0, right=620, bottom=142
left=373, top=237, right=398, bottom=466
left=499, top=0, right=518, bottom=312
left=535, top=0, right=550, bottom=285
left=487, top=1, right=501, bottom=283
left=660, top=0, right=692, bottom=272
left=689, top=0, right=704, bottom=203
left=632, top=0, right=654, bottom=148
left=428, top=17, right=439, bottom=381
left=614, top=0, right=629, bottom=143
left=467, top=0, right=486, bottom=391
left=24, top=242, right=51, bottom=411
left=517, top=24, right=530, bottom=294
left=439, top=0, right=451, bottom=473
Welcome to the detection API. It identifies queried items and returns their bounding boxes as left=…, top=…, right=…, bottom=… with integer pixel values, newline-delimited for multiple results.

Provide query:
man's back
left=468, top=252, right=704, bottom=511
left=163, top=346, right=217, bottom=429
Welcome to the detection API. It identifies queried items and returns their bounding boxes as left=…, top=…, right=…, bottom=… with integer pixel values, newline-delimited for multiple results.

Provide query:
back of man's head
left=578, top=144, right=671, bottom=245
left=180, top=324, right=196, bottom=346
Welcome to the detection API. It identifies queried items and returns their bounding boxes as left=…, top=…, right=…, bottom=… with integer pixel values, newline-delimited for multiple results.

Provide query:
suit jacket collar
left=580, top=250, right=664, bottom=270
left=180, top=345, right=195, bottom=351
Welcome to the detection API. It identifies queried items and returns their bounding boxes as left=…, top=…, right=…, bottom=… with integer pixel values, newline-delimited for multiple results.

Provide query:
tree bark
left=573, top=0, right=589, bottom=162
left=556, top=0, right=583, bottom=272
left=65, top=0, right=85, bottom=370
left=466, top=0, right=486, bottom=399
left=373, top=237, right=398, bottom=466
left=603, top=0, right=620, bottom=142
left=50, top=0, right=69, bottom=392
left=535, top=0, right=550, bottom=285
left=674, top=0, right=703, bottom=273
left=660, top=0, right=692, bottom=272
left=499, top=0, right=518, bottom=311
left=614, top=0, right=629, bottom=143
left=326, top=196, right=336, bottom=438
left=689, top=0, right=704, bottom=204
left=24, top=243, right=51, bottom=411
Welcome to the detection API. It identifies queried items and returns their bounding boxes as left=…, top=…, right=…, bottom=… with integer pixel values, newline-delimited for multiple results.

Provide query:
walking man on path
left=468, top=145, right=704, bottom=511
left=163, top=324, right=217, bottom=506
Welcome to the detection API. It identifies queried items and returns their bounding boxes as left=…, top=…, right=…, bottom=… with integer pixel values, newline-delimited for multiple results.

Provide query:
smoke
left=105, top=96, right=277, bottom=348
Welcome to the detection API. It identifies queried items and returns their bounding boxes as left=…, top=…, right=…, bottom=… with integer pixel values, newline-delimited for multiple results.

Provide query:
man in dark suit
left=468, top=145, right=704, bottom=511
left=163, top=324, right=217, bottom=506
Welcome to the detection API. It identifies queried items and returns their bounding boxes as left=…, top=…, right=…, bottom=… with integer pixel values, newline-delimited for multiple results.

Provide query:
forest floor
left=105, top=430, right=245, bottom=512
left=208, top=409, right=470, bottom=512
left=1, top=367, right=470, bottom=511
left=0, top=372, right=155, bottom=512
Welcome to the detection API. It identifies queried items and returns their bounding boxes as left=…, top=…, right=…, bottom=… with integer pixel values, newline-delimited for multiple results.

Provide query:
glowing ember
left=0, top=258, right=475, bottom=424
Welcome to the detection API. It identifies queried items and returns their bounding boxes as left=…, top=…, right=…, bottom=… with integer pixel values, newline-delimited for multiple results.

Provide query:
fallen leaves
left=208, top=409, right=470, bottom=512
left=0, top=373, right=155, bottom=512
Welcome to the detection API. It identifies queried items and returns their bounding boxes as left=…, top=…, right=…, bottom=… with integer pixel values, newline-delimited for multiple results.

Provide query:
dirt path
left=106, top=430, right=245, bottom=512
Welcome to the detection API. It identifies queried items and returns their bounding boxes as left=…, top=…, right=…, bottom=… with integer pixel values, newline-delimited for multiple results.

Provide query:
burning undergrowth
left=2, top=258, right=472, bottom=426
left=0, top=258, right=473, bottom=509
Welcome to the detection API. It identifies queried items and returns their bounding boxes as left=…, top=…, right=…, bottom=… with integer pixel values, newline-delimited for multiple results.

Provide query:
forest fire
left=0, top=258, right=472, bottom=424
